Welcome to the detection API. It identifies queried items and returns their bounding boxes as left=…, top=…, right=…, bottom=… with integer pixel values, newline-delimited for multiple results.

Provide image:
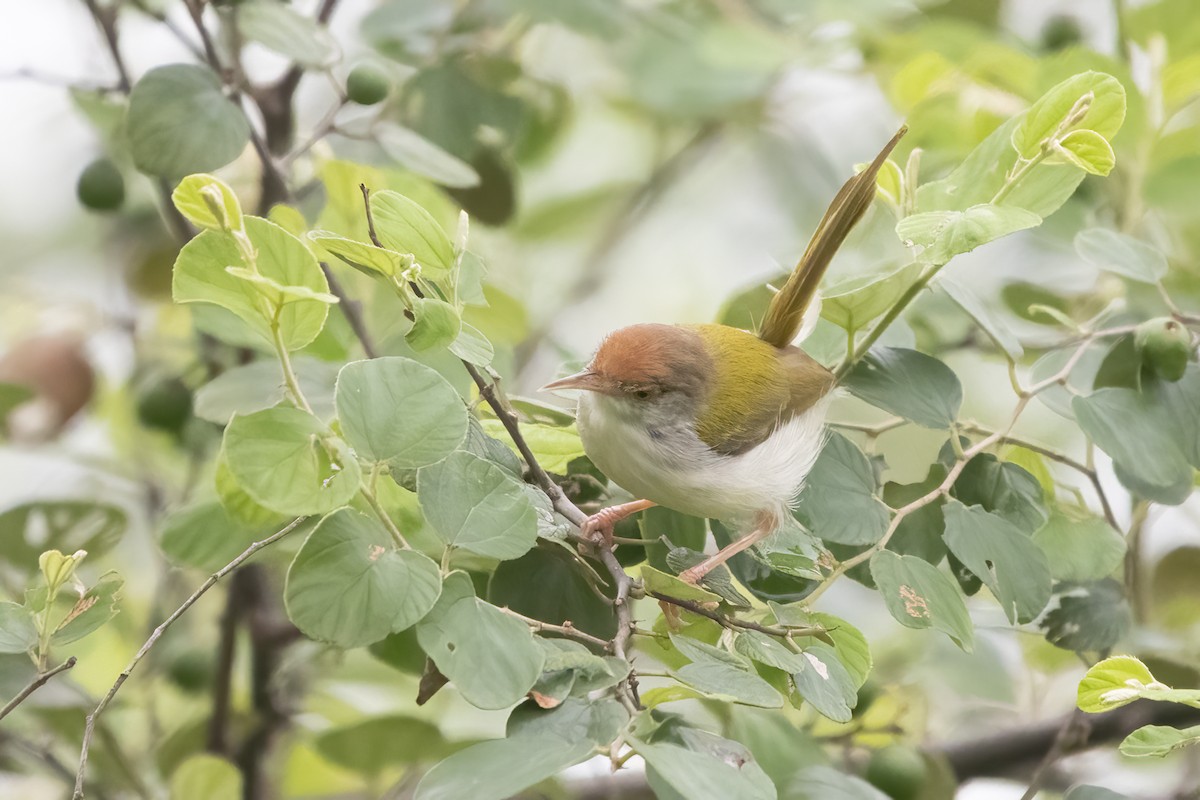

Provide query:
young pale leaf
left=375, top=122, right=481, bottom=189
left=1120, top=724, right=1200, bottom=759
left=640, top=564, right=722, bottom=604
left=820, top=262, right=923, bottom=333
left=478, top=419, right=585, bottom=475
left=335, top=357, right=468, bottom=470
left=406, top=297, right=462, bottom=352
left=126, top=64, right=250, bottom=177
left=222, top=407, right=360, bottom=515
left=172, top=174, right=243, bottom=232
left=869, top=550, right=974, bottom=651
left=1032, top=512, right=1126, bottom=582
left=895, top=204, right=1041, bottom=265
left=843, top=347, right=962, bottom=429
left=1077, top=655, right=1160, bottom=712
left=169, top=755, right=243, bottom=800
left=634, top=740, right=776, bottom=800
left=1053, top=129, right=1116, bottom=175
left=1074, top=228, right=1168, bottom=283
left=309, top=231, right=409, bottom=277
left=285, top=509, right=441, bottom=649
left=448, top=322, right=495, bottom=366
left=418, top=451, right=539, bottom=560
left=52, top=573, right=123, bottom=645
left=369, top=191, right=455, bottom=274
left=415, top=735, right=594, bottom=800
left=194, top=357, right=340, bottom=425
left=237, top=0, right=340, bottom=66
left=173, top=216, right=331, bottom=350
left=223, top=266, right=339, bottom=305
left=793, top=432, right=889, bottom=546
left=1011, top=71, right=1126, bottom=160
left=416, top=571, right=545, bottom=709
left=0, top=602, right=37, bottom=654
left=943, top=502, right=1052, bottom=624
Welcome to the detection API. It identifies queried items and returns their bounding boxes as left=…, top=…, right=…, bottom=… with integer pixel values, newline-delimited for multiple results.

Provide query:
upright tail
left=757, top=125, right=908, bottom=348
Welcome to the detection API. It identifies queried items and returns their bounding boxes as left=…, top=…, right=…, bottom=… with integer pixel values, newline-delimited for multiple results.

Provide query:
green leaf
left=309, top=231, right=408, bottom=277
left=416, top=571, right=545, bottom=709
left=0, top=602, right=36, bottom=654
left=794, top=432, right=889, bottom=546
left=790, top=765, right=889, bottom=800
left=172, top=174, right=243, bottom=232
left=1012, top=71, right=1126, bottom=159
left=448, top=322, right=495, bottom=366
left=222, top=267, right=338, bottom=305
left=376, top=122, right=481, bottom=189
left=943, top=502, right=1052, bottom=624
left=843, top=347, right=962, bottom=429
left=1065, top=785, right=1132, bottom=800
left=159, top=501, right=261, bottom=573
left=896, top=204, right=1041, bottom=266
left=1120, top=724, right=1200, bottom=759
left=669, top=634, right=783, bottom=708
left=193, top=357, right=339, bottom=425
left=633, top=740, right=776, bottom=800
left=789, top=643, right=858, bottom=723
left=415, top=734, right=593, bottom=800
left=285, top=508, right=441, bottom=648
left=126, top=65, right=250, bottom=178
left=237, top=0, right=339, bottom=66
left=169, top=754, right=242, bottom=800
left=1074, top=228, right=1168, bottom=283
left=1033, top=512, right=1126, bottom=582
left=771, top=606, right=873, bottom=688
left=488, top=546, right=617, bottom=640
left=222, top=407, right=361, bottom=516
left=173, top=216, right=331, bottom=350
left=417, top=451, right=538, bottom=560
left=507, top=696, right=628, bottom=746
left=952, top=453, right=1047, bottom=534
left=335, top=357, right=468, bottom=470
left=820, top=262, right=923, bottom=333
left=869, top=550, right=973, bottom=651
left=314, top=716, right=450, bottom=775
left=369, top=191, right=455, bottom=274
left=937, top=276, right=1023, bottom=359
left=0, top=501, right=126, bottom=574
left=1041, top=579, right=1131, bottom=652
left=640, top=564, right=721, bottom=604
left=52, top=573, right=123, bottom=645
left=1054, top=129, right=1115, bottom=175
left=406, top=297, right=462, bottom=352
left=478, top=419, right=585, bottom=475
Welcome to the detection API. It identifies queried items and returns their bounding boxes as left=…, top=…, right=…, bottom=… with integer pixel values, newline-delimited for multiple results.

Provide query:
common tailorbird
left=543, top=126, right=907, bottom=584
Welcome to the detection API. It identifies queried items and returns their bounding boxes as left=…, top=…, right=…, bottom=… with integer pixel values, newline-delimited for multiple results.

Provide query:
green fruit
left=346, top=65, right=391, bottom=106
left=77, top=158, right=125, bottom=211
left=866, top=745, right=927, bottom=800
left=136, top=376, right=193, bottom=434
left=1136, top=317, right=1193, bottom=382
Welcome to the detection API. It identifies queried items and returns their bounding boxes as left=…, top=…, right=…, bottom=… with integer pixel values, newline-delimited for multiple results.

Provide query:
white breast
left=576, top=392, right=831, bottom=528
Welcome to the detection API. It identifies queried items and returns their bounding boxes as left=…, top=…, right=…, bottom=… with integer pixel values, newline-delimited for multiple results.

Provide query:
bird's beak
left=541, top=370, right=604, bottom=394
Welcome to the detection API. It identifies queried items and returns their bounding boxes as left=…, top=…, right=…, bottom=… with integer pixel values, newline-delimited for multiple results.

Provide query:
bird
left=543, top=126, right=907, bottom=585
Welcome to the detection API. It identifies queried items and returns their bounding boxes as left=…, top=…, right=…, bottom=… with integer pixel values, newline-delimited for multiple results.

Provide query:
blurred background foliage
left=1, top=0, right=1199, bottom=798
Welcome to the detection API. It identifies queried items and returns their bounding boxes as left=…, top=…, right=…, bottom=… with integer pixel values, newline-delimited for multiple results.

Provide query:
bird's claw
left=580, top=509, right=619, bottom=551
left=677, top=567, right=703, bottom=586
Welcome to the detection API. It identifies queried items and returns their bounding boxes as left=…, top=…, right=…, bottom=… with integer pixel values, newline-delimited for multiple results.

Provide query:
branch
left=80, top=0, right=131, bottom=92
left=498, top=607, right=610, bottom=650
left=647, top=592, right=826, bottom=640
left=0, top=657, right=78, bottom=722
left=72, top=517, right=305, bottom=799
left=320, top=265, right=378, bottom=358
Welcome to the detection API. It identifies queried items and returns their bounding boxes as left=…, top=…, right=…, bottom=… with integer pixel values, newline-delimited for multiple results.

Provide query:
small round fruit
left=865, top=745, right=926, bottom=800
left=77, top=158, right=125, bottom=212
left=1136, top=317, right=1193, bottom=382
left=136, top=376, right=193, bottom=435
left=346, top=65, right=391, bottom=106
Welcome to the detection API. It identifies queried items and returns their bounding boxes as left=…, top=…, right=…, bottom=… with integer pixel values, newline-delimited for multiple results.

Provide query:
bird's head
left=541, top=323, right=713, bottom=424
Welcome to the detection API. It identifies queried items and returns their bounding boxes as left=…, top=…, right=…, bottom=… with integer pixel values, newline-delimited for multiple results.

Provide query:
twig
left=0, top=657, right=78, bottom=721
left=499, top=607, right=610, bottom=650
left=72, top=518, right=305, bottom=799
left=80, top=0, right=131, bottom=92
left=320, top=265, right=378, bottom=358
left=1018, top=710, right=1090, bottom=800
left=647, top=592, right=825, bottom=639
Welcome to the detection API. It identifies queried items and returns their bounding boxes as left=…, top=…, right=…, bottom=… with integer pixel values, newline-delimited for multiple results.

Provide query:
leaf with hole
left=869, top=550, right=973, bottom=651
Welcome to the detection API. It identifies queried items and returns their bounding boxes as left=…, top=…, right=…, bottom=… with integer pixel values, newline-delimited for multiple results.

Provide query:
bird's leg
left=581, top=499, right=656, bottom=549
left=679, top=511, right=777, bottom=585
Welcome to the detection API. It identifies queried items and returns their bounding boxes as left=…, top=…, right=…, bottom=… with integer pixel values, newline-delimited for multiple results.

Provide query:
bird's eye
left=634, top=390, right=651, bottom=400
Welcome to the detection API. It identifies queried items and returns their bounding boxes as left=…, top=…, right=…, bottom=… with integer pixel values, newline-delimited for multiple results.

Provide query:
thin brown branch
left=499, top=607, right=610, bottom=650
left=80, top=0, right=131, bottom=92
left=647, top=592, right=826, bottom=639
left=0, top=657, right=78, bottom=722
left=321, top=265, right=378, bottom=358
left=72, top=517, right=305, bottom=799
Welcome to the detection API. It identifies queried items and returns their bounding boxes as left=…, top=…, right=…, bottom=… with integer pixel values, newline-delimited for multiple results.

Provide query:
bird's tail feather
left=758, top=125, right=907, bottom=349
